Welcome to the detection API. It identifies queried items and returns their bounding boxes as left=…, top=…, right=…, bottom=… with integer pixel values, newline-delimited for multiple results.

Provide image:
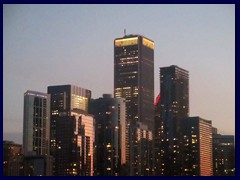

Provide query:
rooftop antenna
left=124, top=29, right=126, bottom=36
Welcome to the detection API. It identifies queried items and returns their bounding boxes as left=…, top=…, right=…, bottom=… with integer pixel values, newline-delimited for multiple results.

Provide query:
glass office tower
left=114, top=34, right=154, bottom=175
left=158, top=65, right=189, bottom=175
left=47, top=85, right=94, bottom=176
left=23, top=90, right=50, bottom=156
left=89, top=94, right=126, bottom=176
left=114, top=34, right=154, bottom=130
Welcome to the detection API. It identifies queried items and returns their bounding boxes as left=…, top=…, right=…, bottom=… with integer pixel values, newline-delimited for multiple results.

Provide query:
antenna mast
left=124, top=29, right=126, bottom=36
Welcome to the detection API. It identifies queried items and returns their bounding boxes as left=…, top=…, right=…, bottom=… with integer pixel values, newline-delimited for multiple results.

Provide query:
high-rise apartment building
left=23, top=90, right=50, bottom=156
left=47, top=85, right=94, bottom=176
left=157, top=65, right=189, bottom=175
left=180, top=117, right=213, bottom=176
left=89, top=94, right=126, bottom=176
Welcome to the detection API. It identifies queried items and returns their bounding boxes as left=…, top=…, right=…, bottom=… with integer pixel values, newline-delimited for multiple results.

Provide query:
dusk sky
left=3, top=4, right=235, bottom=144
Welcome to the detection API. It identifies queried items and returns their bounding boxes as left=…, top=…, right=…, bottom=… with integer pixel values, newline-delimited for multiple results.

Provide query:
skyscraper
left=48, top=84, right=91, bottom=115
left=47, top=84, right=91, bottom=156
left=212, top=132, right=235, bottom=176
left=89, top=94, right=126, bottom=176
left=154, top=94, right=164, bottom=175
left=23, top=90, right=50, bottom=156
left=114, top=34, right=154, bottom=130
left=160, top=65, right=189, bottom=141
left=51, top=111, right=94, bottom=176
left=158, top=65, right=189, bottom=175
left=22, top=91, right=53, bottom=176
left=47, top=85, right=94, bottom=176
left=71, top=110, right=95, bottom=176
left=180, top=117, right=213, bottom=176
left=114, top=34, right=154, bottom=175
left=131, top=122, right=153, bottom=176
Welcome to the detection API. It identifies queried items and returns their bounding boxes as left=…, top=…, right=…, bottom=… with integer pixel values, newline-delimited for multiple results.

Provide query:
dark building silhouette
left=48, top=85, right=94, bottom=176
left=89, top=94, right=126, bottom=176
left=153, top=94, right=163, bottom=175
left=114, top=34, right=154, bottom=175
left=23, top=155, right=53, bottom=176
left=52, top=113, right=94, bottom=176
left=157, top=65, right=189, bottom=175
left=3, top=141, right=23, bottom=176
left=212, top=131, right=235, bottom=176
left=49, top=110, right=94, bottom=176
left=130, top=122, right=153, bottom=176
left=212, top=127, right=218, bottom=135
left=180, top=117, right=213, bottom=176
left=51, top=115, right=76, bottom=175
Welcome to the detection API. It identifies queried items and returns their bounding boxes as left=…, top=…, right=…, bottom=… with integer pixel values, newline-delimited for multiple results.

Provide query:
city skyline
left=3, top=4, right=235, bottom=144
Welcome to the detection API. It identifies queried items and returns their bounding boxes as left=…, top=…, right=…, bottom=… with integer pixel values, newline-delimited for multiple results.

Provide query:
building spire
left=124, top=29, right=126, bottom=36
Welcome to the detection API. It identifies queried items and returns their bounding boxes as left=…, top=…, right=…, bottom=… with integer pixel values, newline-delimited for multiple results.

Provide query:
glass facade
left=114, top=35, right=154, bottom=175
left=156, top=65, right=189, bottom=175
left=160, top=65, right=189, bottom=140
left=89, top=94, right=126, bottom=176
left=72, top=112, right=95, bottom=176
left=48, top=84, right=91, bottom=115
left=47, top=85, right=93, bottom=176
left=114, top=35, right=154, bottom=130
left=23, top=91, right=50, bottom=156
left=50, top=112, right=94, bottom=176
left=71, top=85, right=91, bottom=112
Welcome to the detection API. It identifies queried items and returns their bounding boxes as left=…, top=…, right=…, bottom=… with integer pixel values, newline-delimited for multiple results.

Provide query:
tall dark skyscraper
left=114, top=34, right=154, bottom=175
left=114, top=34, right=154, bottom=130
left=50, top=111, right=94, bottom=176
left=157, top=65, right=189, bottom=175
left=154, top=94, right=163, bottom=175
left=48, top=85, right=94, bottom=176
left=89, top=94, right=126, bottom=176
left=160, top=65, right=189, bottom=141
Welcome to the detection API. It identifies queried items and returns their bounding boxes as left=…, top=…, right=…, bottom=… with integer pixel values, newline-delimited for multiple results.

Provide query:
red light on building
left=154, top=94, right=160, bottom=106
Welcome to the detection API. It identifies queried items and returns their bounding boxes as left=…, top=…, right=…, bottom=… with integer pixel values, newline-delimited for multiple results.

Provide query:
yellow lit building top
left=142, top=37, right=154, bottom=49
left=115, top=37, right=138, bottom=47
left=115, top=36, right=154, bottom=49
